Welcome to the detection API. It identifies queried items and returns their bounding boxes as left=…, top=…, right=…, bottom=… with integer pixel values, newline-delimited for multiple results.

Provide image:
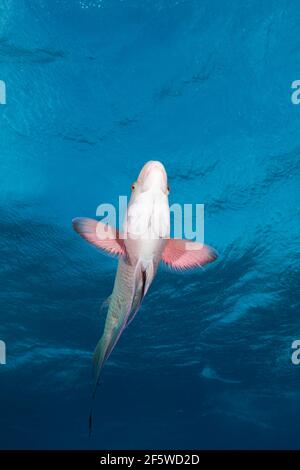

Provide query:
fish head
left=124, top=161, right=170, bottom=242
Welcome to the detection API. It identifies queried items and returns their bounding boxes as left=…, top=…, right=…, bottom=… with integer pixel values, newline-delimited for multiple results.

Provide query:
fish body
left=92, top=161, right=170, bottom=384
left=73, top=161, right=217, bottom=390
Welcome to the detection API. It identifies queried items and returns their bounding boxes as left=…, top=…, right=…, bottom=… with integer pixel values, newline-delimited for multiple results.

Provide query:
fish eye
left=167, top=185, right=170, bottom=193
left=131, top=183, right=136, bottom=190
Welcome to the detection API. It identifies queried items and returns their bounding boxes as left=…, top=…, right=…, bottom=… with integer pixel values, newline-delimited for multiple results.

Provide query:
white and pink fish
left=73, top=161, right=217, bottom=428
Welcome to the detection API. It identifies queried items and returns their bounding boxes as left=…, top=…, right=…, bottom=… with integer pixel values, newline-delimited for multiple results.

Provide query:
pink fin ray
left=72, top=217, right=125, bottom=257
left=161, top=238, right=218, bottom=270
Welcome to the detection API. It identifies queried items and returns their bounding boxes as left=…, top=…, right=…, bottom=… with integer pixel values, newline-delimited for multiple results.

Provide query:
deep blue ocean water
left=0, top=0, right=300, bottom=450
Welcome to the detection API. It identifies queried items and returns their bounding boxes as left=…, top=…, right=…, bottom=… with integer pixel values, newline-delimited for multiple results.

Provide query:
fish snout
left=138, top=161, right=168, bottom=193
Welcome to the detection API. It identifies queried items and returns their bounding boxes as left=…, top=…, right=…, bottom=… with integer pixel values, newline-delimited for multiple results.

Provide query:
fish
left=72, top=160, right=217, bottom=432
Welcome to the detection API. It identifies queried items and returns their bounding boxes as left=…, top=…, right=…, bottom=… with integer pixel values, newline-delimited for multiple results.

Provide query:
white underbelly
left=139, top=238, right=165, bottom=267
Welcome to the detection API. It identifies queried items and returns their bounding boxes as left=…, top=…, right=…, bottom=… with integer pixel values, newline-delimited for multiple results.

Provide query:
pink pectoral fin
left=72, top=217, right=125, bottom=257
left=161, top=238, right=218, bottom=270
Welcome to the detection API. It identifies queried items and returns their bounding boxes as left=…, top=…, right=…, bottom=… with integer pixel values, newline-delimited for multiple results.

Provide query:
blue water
left=0, top=0, right=300, bottom=450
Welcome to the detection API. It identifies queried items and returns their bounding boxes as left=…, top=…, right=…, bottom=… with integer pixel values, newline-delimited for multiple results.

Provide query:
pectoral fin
left=72, top=218, right=125, bottom=257
left=161, top=239, right=218, bottom=270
